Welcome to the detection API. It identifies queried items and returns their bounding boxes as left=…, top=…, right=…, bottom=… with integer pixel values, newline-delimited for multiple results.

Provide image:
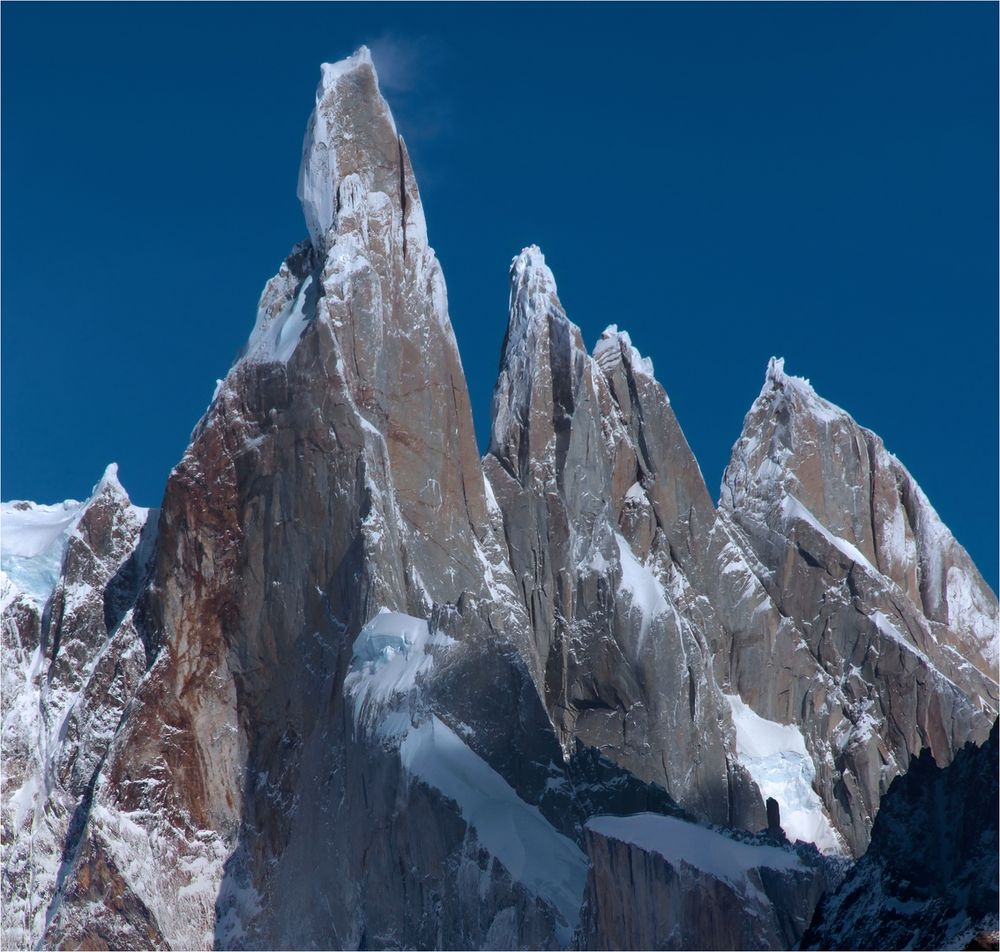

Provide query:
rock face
left=577, top=814, right=844, bottom=950
left=802, top=720, right=999, bottom=950
left=717, top=359, right=998, bottom=854
left=36, top=47, right=567, bottom=952
left=484, top=252, right=762, bottom=829
left=2, top=46, right=997, bottom=952
left=1, top=466, right=155, bottom=946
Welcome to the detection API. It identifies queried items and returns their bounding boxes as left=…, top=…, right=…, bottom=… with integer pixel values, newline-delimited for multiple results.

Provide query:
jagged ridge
left=1, top=48, right=996, bottom=952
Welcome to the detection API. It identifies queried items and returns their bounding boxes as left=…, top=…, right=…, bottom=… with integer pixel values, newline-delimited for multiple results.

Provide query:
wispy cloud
left=368, top=32, right=452, bottom=144
left=369, top=34, right=425, bottom=94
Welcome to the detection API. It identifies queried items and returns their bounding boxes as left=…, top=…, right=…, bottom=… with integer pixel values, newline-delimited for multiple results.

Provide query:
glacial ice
left=345, top=609, right=455, bottom=731
left=726, top=695, right=845, bottom=854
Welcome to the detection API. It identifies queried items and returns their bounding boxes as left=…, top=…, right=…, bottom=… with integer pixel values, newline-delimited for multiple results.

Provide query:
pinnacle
left=92, top=462, right=128, bottom=500
left=503, top=244, right=566, bottom=354
left=592, top=326, right=656, bottom=381
left=297, top=47, right=399, bottom=255
left=318, top=46, right=374, bottom=92
left=762, top=356, right=819, bottom=401
left=510, top=245, right=558, bottom=294
left=766, top=356, right=787, bottom=385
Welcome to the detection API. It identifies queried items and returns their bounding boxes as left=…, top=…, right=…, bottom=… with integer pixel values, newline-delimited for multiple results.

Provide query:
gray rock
left=717, top=358, right=998, bottom=854
left=38, top=46, right=565, bottom=951
left=577, top=813, right=844, bottom=950
left=484, top=250, right=762, bottom=829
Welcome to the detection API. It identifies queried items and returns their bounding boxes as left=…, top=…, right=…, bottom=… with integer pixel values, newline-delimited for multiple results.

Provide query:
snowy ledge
left=344, top=609, right=587, bottom=942
left=401, top=716, right=587, bottom=943
left=586, top=812, right=804, bottom=897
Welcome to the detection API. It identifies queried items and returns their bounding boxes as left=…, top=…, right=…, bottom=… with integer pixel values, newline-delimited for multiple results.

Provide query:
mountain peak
left=8, top=51, right=998, bottom=952
left=297, top=47, right=400, bottom=255
left=593, top=325, right=656, bottom=381
left=765, top=355, right=787, bottom=386
left=510, top=244, right=558, bottom=296
left=758, top=356, right=847, bottom=427
left=318, top=46, right=375, bottom=91
left=500, top=244, right=569, bottom=362
left=93, top=461, right=128, bottom=501
left=764, top=356, right=817, bottom=398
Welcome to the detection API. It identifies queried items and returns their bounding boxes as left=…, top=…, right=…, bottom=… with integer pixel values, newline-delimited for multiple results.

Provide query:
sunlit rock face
left=1, top=467, right=155, bottom=947
left=717, top=358, right=998, bottom=855
left=2, top=45, right=996, bottom=952
left=483, top=248, right=765, bottom=831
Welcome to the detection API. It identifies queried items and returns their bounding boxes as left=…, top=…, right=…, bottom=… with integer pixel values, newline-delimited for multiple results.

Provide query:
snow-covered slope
left=726, top=695, right=843, bottom=853
left=1, top=466, right=155, bottom=947
left=2, top=498, right=86, bottom=609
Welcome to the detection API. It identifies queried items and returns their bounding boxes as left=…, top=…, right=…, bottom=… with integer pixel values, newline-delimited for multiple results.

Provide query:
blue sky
left=3, top=3, right=997, bottom=587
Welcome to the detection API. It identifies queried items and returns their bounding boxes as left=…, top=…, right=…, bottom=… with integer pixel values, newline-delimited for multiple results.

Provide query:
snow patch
left=624, top=481, right=646, bottom=504
left=945, top=565, right=998, bottom=667
left=615, top=533, right=669, bottom=647
left=782, top=495, right=878, bottom=576
left=1, top=499, right=84, bottom=559
left=344, top=609, right=455, bottom=731
left=482, top=474, right=501, bottom=519
left=594, top=325, right=656, bottom=380
left=244, top=274, right=316, bottom=364
left=726, top=695, right=845, bottom=854
left=765, top=357, right=843, bottom=425
left=870, top=611, right=933, bottom=667
left=319, top=46, right=373, bottom=88
left=1, top=464, right=137, bottom=609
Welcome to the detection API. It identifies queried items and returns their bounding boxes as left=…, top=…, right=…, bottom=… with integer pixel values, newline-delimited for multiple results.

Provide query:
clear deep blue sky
left=3, top=3, right=997, bottom=587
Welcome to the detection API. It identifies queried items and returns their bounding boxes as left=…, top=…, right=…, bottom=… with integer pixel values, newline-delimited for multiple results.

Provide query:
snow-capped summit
left=1, top=463, right=139, bottom=610
left=296, top=46, right=424, bottom=263
left=718, top=356, right=997, bottom=855
left=319, top=44, right=375, bottom=90
left=592, top=324, right=656, bottom=381
left=503, top=245, right=565, bottom=349
left=510, top=243, right=556, bottom=289
left=489, top=244, right=588, bottom=476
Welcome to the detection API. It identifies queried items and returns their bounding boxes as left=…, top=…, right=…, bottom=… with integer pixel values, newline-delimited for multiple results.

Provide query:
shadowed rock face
left=577, top=814, right=845, bottom=951
left=2, top=46, right=997, bottom=952
left=801, top=721, right=999, bottom=950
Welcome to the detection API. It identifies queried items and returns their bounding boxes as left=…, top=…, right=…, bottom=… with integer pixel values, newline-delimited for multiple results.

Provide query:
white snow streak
left=401, top=716, right=587, bottom=942
left=587, top=812, right=804, bottom=900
